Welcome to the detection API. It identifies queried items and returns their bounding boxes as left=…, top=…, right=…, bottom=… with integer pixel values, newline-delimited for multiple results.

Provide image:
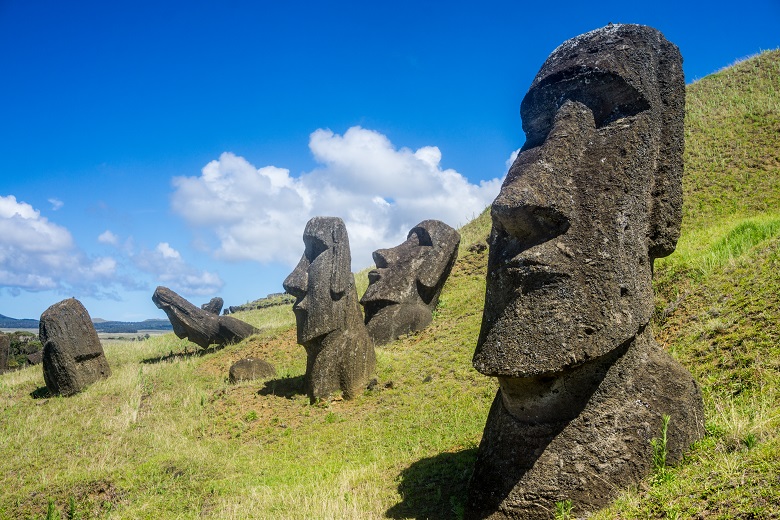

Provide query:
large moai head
left=283, top=216, right=353, bottom=346
left=360, top=220, right=460, bottom=344
left=473, top=24, right=684, bottom=379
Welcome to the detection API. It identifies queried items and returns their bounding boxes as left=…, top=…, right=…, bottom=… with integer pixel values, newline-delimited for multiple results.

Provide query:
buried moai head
left=360, top=220, right=460, bottom=344
left=283, top=216, right=353, bottom=345
left=473, top=23, right=685, bottom=378
left=465, top=25, right=702, bottom=519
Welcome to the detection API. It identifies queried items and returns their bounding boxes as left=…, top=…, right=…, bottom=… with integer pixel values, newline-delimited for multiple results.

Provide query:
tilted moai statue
left=283, top=216, right=375, bottom=403
left=466, top=25, right=704, bottom=518
left=39, top=298, right=112, bottom=396
left=360, top=220, right=460, bottom=345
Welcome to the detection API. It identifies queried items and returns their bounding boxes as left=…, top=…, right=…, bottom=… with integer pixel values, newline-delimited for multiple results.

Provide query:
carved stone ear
left=330, top=221, right=352, bottom=297
left=648, top=38, right=684, bottom=259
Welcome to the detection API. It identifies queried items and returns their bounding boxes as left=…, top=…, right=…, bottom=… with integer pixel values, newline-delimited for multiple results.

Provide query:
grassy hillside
left=1, top=50, right=778, bottom=519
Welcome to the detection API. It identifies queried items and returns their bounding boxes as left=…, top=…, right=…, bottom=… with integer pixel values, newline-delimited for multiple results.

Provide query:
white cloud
left=98, top=230, right=119, bottom=245
left=134, top=242, right=223, bottom=296
left=506, top=148, right=521, bottom=170
left=0, top=195, right=118, bottom=294
left=48, top=198, right=64, bottom=211
left=171, top=126, right=503, bottom=269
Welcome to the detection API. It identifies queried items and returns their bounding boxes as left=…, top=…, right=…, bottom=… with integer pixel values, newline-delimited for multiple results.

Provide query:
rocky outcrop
left=152, top=287, right=258, bottom=349
left=39, top=298, right=112, bottom=396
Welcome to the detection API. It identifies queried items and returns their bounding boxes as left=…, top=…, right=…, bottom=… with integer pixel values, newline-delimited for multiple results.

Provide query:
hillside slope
left=0, top=50, right=778, bottom=519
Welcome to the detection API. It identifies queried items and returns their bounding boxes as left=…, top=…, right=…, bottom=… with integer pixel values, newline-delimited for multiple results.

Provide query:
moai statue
left=360, top=220, right=460, bottom=345
left=153, top=287, right=257, bottom=349
left=39, top=298, right=112, bottom=396
left=283, top=216, right=375, bottom=403
left=466, top=24, right=704, bottom=518
left=200, top=297, right=224, bottom=315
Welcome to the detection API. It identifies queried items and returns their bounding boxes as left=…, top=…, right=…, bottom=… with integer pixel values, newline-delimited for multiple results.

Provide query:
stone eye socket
left=304, top=236, right=329, bottom=262
left=521, top=71, right=650, bottom=148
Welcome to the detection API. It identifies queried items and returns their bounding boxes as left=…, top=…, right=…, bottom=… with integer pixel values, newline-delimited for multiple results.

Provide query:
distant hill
left=0, top=314, right=38, bottom=329
left=92, top=319, right=172, bottom=333
left=0, top=314, right=172, bottom=333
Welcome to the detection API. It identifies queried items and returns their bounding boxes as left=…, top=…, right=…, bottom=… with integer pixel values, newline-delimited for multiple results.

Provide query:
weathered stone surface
left=360, top=220, right=460, bottom=345
left=200, top=297, right=224, bottom=315
left=0, top=333, right=8, bottom=372
left=229, top=358, right=277, bottom=383
left=152, top=287, right=257, bottom=349
left=39, top=298, right=111, bottom=396
left=283, top=216, right=375, bottom=402
left=466, top=24, right=703, bottom=518
left=27, top=351, right=43, bottom=365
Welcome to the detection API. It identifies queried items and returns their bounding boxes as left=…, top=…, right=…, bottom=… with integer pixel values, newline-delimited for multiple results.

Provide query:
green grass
left=1, top=50, right=779, bottom=519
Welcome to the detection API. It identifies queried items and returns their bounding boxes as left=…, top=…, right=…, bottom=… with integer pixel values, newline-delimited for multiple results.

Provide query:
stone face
left=152, top=287, right=257, bottom=349
left=39, top=298, right=112, bottom=396
left=466, top=24, right=703, bottom=518
left=229, top=358, right=277, bottom=383
left=360, top=220, right=460, bottom=345
left=0, top=333, right=8, bottom=372
left=200, top=297, right=224, bottom=315
left=283, top=216, right=375, bottom=402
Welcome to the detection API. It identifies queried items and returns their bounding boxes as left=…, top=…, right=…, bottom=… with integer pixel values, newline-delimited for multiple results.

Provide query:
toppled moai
left=39, top=298, right=112, bottom=396
left=466, top=24, right=704, bottom=518
left=283, top=216, right=375, bottom=402
left=153, top=287, right=257, bottom=349
left=360, top=220, right=460, bottom=345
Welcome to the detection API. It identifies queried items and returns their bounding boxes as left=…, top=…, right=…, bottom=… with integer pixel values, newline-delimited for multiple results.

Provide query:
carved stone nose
left=372, top=248, right=400, bottom=268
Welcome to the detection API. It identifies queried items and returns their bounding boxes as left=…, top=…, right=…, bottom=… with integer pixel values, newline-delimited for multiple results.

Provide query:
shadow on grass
left=30, top=386, right=51, bottom=399
left=258, top=375, right=306, bottom=398
left=141, top=345, right=223, bottom=364
left=386, top=448, right=477, bottom=520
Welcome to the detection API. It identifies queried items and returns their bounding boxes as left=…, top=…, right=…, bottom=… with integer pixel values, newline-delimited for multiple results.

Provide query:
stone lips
left=152, top=286, right=257, bottom=349
left=361, top=219, right=460, bottom=345
left=39, top=298, right=112, bottom=396
left=466, top=331, right=704, bottom=518
left=284, top=216, right=376, bottom=402
left=466, top=24, right=704, bottom=518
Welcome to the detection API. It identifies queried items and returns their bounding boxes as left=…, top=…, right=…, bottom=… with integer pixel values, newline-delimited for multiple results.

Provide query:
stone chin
left=364, top=301, right=432, bottom=345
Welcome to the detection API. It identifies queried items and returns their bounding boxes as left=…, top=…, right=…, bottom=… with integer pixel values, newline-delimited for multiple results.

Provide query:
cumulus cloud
left=133, top=242, right=223, bottom=296
left=171, top=126, right=503, bottom=268
left=0, top=195, right=118, bottom=294
left=98, top=230, right=119, bottom=245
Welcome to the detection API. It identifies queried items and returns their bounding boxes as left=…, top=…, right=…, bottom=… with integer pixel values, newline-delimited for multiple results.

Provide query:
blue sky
left=1, top=1, right=778, bottom=321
